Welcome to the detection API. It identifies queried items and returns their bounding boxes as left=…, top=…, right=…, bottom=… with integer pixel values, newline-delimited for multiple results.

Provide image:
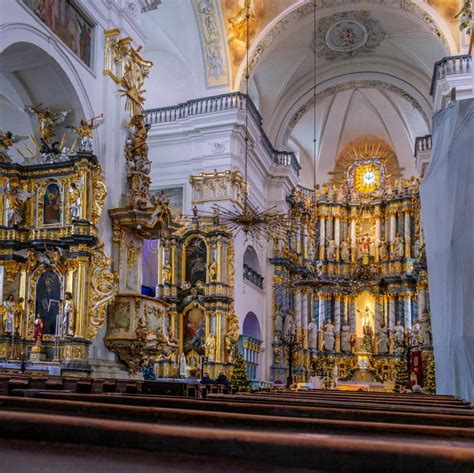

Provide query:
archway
left=240, top=311, right=263, bottom=383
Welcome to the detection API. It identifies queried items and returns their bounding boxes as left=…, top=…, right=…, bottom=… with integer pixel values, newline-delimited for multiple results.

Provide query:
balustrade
left=243, top=263, right=264, bottom=289
left=430, top=55, right=472, bottom=95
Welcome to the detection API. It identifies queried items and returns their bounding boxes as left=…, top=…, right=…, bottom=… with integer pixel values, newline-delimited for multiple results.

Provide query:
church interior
left=0, top=0, right=473, bottom=471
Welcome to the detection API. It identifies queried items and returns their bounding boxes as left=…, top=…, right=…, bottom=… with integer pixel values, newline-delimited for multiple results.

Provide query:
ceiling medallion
left=315, top=11, right=385, bottom=60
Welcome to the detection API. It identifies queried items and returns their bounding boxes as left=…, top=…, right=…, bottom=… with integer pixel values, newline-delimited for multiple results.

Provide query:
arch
left=243, top=245, right=261, bottom=274
left=242, top=311, right=262, bottom=341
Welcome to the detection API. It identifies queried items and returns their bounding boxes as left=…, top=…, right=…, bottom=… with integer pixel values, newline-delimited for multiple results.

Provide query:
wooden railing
left=145, top=93, right=300, bottom=174
left=430, top=55, right=472, bottom=96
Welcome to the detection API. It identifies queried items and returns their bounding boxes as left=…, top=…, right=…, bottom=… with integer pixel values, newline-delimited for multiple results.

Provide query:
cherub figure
left=24, top=105, right=70, bottom=144
left=68, top=114, right=104, bottom=153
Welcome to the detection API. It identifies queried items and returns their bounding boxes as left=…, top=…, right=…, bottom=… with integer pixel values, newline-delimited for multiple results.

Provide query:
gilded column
left=170, top=244, right=176, bottom=285
left=157, top=243, right=163, bottom=285
left=334, top=210, right=341, bottom=261
left=217, top=238, right=223, bottom=283
left=75, top=256, right=89, bottom=338
left=375, top=206, right=381, bottom=262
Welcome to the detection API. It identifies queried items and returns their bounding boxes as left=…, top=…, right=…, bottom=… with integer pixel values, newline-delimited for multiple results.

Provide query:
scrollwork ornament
left=91, top=165, right=107, bottom=224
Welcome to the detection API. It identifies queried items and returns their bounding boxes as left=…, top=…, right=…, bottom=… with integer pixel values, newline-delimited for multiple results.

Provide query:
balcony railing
left=430, top=55, right=472, bottom=96
left=243, top=263, right=264, bottom=289
left=145, top=92, right=300, bottom=175
left=414, top=134, right=432, bottom=158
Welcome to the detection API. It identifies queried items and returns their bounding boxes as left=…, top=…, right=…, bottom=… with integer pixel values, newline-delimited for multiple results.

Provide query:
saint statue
left=394, top=234, right=404, bottom=259
left=340, top=324, right=350, bottom=353
left=377, top=322, right=389, bottom=354
left=340, top=237, right=351, bottom=263
left=378, top=236, right=388, bottom=261
left=62, top=292, right=75, bottom=338
left=418, top=309, right=432, bottom=347
left=2, top=295, right=15, bottom=335
left=34, top=314, right=44, bottom=346
left=69, top=179, right=82, bottom=221
left=274, top=306, right=284, bottom=334
left=162, top=263, right=172, bottom=284
left=410, top=321, right=420, bottom=348
left=205, top=334, right=216, bottom=361
left=307, top=321, right=317, bottom=350
left=14, top=297, right=25, bottom=337
left=357, top=306, right=374, bottom=335
left=358, top=233, right=371, bottom=258
left=413, top=237, right=425, bottom=260
left=326, top=238, right=336, bottom=261
left=323, top=320, right=335, bottom=352
left=393, top=322, right=405, bottom=355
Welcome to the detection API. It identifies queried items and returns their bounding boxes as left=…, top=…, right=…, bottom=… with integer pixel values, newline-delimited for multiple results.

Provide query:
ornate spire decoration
left=209, top=2, right=287, bottom=241
left=455, top=1, right=473, bottom=36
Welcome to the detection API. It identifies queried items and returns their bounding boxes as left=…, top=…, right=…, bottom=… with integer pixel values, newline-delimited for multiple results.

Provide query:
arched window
left=239, top=312, right=263, bottom=383
left=243, top=246, right=264, bottom=289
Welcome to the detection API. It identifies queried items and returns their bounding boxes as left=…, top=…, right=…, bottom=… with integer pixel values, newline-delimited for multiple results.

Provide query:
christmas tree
left=231, top=352, right=250, bottom=392
left=424, top=356, right=436, bottom=394
left=394, top=356, right=408, bottom=392
left=142, top=363, right=156, bottom=381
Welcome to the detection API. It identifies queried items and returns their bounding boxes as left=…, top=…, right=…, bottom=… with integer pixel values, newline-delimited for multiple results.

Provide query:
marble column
left=404, top=294, right=412, bottom=329
left=404, top=210, right=411, bottom=258
left=318, top=294, right=325, bottom=350
left=319, top=216, right=326, bottom=260
left=334, top=214, right=341, bottom=261
left=349, top=297, right=356, bottom=333
left=389, top=210, right=397, bottom=254
left=388, top=296, right=396, bottom=330
left=334, top=295, right=341, bottom=352
left=350, top=214, right=357, bottom=263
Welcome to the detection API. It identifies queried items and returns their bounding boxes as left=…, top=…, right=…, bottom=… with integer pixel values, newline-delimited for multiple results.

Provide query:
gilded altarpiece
left=0, top=154, right=116, bottom=371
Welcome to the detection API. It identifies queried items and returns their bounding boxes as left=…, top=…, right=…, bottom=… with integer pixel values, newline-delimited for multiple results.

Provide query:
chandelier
left=211, top=1, right=287, bottom=241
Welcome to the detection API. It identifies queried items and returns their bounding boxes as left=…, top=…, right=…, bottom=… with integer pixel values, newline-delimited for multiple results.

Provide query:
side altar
left=0, top=153, right=115, bottom=373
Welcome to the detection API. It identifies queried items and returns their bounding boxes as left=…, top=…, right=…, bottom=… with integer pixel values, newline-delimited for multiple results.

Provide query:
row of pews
left=0, top=374, right=472, bottom=472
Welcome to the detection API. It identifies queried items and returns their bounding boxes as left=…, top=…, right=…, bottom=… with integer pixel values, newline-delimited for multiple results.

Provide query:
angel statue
left=24, top=105, right=70, bottom=144
left=0, top=130, right=27, bottom=163
left=69, top=178, right=83, bottom=221
left=0, top=179, right=32, bottom=227
left=68, top=114, right=104, bottom=153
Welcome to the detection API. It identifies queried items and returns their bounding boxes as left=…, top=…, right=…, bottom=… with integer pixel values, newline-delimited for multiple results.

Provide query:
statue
left=2, top=295, right=15, bottom=335
left=378, top=236, right=388, bottom=261
left=393, top=322, right=405, bottom=355
left=307, top=321, right=317, bottom=350
left=179, top=353, right=187, bottom=378
left=410, top=321, right=420, bottom=348
left=34, top=314, right=44, bottom=346
left=162, top=263, right=172, bottom=284
left=359, top=233, right=372, bottom=257
left=24, top=105, right=70, bottom=144
left=340, top=237, right=351, bottom=263
left=1, top=179, right=32, bottom=227
left=68, top=114, right=104, bottom=153
left=208, top=258, right=218, bottom=282
left=357, top=306, right=374, bottom=335
left=283, top=310, right=295, bottom=338
left=62, top=292, right=75, bottom=337
left=128, top=114, right=150, bottom=159
left=0, top=130, right=27, bottom=163
left=225, top=314, right=239, bottom=362
left=413, top=236, right=425, bottom=260
left=274, top=306, right=284, bottom=334
left=326, top=238, right=336, bottom=261
left=377, top=322, right=389, bottom=354
left=69, top=179, right=82, bottom=221
left=340, top=324, right=351, bottom=353
left=394, top=234, right=404, bottom=259
left=205, top=334, right=216, bottom=361
left=418, top=309, right=432, bottom=347
left=323, top=320, right=335, bottom=352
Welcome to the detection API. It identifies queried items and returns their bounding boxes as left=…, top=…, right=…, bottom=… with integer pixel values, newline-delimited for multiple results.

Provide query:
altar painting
left=185, top=237, right=207, bottom=285
left=35, top=270, right=61, bottom=335
left=43, top=182, right=62, bottom=225
left=183, top=308, right=206, bottom=356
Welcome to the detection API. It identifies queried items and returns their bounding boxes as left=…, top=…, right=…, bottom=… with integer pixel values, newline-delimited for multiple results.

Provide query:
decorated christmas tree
left=394, top=357, right=409, bottom=392
left=142, top=363, right=156, bottom=381
left=424, top=356, right=436, bottom=394
left=231, top=352, right=250, bottom=392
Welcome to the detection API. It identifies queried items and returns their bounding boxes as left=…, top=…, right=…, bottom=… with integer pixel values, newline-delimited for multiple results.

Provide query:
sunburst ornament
left=354, top=163, right=380, bottom=194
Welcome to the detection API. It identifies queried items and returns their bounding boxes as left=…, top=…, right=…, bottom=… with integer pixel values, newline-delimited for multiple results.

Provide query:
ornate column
left=388, top=294, right=396, bottom=353
left=375, top=206, right=381, bottom=262
left=334, top=209, right=341, bottom=261
left=74, top=255, right=90, bottom=339
left=319, top=214, right=326, bottom=260
left=216, top=237, right=223, bottom=283
left=350, top=208, right=357, bottom=263
left=389, top=208, right=397, bottom=253
left=404, top=293, right=413, bottom=329
left=318, top=293, right=325, bottom=349
left=349, top=296, right=356, bottom=333
left=334, top=294, right=341, bottom=352
left=404, top=209, right=411, bottom=258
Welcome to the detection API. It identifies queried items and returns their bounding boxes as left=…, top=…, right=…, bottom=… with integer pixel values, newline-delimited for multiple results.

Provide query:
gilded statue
left=208, top=258, right=218, bottom=282
left=340, top=237, right=351, bottom=263
left=0, top=179, right=32, bottom=227
left=205, top=334, right=216, bottom=361
left=0, top=130, right=27, bottom=163
left=68, top=114, right=104, bottom=153
left=378, top=236, right=389, bottom=261
left=225, top=314, right=240, bottom=362
left=24, top=105, right=70, bottom=144
left=14, top=298, right=25, bottom=336
left=69, top=178, right=83, bottom=221
left=162, top=263, right=172, bottom=284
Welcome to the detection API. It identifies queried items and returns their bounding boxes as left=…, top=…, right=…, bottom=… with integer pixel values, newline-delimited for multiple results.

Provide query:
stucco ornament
left=315, top=11, right=385, bottom=60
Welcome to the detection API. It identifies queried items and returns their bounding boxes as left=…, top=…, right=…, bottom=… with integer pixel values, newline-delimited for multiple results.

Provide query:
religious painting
left=155, top=187, right=183, bottom=217
left=43, top=182, right=62, bottom=225
left=183, top=308, right=206, bottom=356
left=185, top=237, right=207, bottom=285
left=35, top=270, right=61, bottom=335
left=22, top=0, right=93, bottom=66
